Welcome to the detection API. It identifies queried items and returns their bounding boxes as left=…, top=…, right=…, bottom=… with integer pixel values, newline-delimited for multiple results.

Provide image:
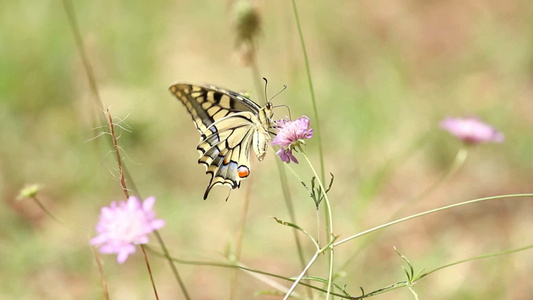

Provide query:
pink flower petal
left=90, top=196, right=165, bottom=264
left=440, top=117, right=504, bottom=144
left=116, top=245, right=136, bottom=264
left=276, top=149, right=288, bottom=163
left=142, top=196, right=156, bottom=211
left=151, top=219, right=166, bottom=230
left=127, top=196, right=141, bottom=210
left=272, top=115, right=313, bottom=164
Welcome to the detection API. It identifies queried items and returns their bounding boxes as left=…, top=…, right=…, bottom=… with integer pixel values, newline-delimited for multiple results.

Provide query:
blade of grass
left=229, top=178, right=252, bottom=300
left=61, top=4, right=188, bottom=295
left=302, top=152, right=334, bottom=299
left=291, top=0, right=324, bottom=183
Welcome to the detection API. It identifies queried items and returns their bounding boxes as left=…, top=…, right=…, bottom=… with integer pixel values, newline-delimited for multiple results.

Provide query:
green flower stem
left=140, top=245, right=160, bottom=300
left=359, top=244, right=533, bottom=298
left=333, top=193, right=533, bottom=247
left=284, top=251, right=320, bottom=300
left=408, top=286, right=420, bottom=300
left=392, top=147, right=468, bottom=219
left=283, top=159, right=306, bottom=183
left=355, top=132, right=430, bottom=205
left=291, top=0, right=325, bottom=183
left=337, top=146, right=468, bottom=272
left=419, top=244, right=533, bottom=280
left=62, top=2, right=170, bottom=298
left=61, top=0, right=101, bottom=107
left=30, top=195, right=66, bottom=226
left=243, top=263, right=302, bottom=298
left=62, top=0, right=141, bottom=197
left=229, top=180, right=252, bottom=300
left=279, top=157, right=322, bottom=247
left=358, top=281, right=409, bottom=298
left=90, top=246, right=110, bottom=300
left=276, top=159, right=314, bottom=299
left=275, top=157, right=312, bottom=297
left=144, top=245, right=356, bottom=298
left=301, top=151, right=334, bottom=299
left=146, top=240, right=533, bottom=299
left=273, top=217, right=320, bottom=250
left=300, top=277, right=351, bottom=297
left=153, top=230, right=191, bottom=300
left=315, top=208, right=321, bottom=247
left=284, top=238, right=337, bottom=300
left=276, top=154, right=323, bottom=247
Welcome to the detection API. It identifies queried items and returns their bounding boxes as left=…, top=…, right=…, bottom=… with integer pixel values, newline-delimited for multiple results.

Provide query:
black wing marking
left=197, top=112, right=257, bottom=199
left=169, top=83, right=260, bottom=134
left=170, top=83, right=263, bottom=199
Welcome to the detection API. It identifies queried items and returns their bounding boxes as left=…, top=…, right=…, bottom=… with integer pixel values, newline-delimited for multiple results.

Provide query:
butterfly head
left=258, top=102, right=274, bottom=127
left=265, top=102, right=274, bottom=117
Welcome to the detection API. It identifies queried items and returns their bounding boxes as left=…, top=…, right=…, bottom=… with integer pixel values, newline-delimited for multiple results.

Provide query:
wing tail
left=201, top=129, right=254, bottom=199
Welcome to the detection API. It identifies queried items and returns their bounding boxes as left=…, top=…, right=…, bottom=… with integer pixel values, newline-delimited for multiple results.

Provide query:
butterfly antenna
left=263, top=77, right=269, bottom=105
left=273, top=104, right=292, bottom=120
left=269, top=85, right=287, bottom=103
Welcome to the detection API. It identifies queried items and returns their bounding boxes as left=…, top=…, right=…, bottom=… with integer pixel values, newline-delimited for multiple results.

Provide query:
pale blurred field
left=2, top=0, right=533, bottom=299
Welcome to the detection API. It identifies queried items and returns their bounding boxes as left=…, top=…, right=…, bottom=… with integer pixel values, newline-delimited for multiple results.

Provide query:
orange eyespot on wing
left=238, top=166, right=250, bottom=178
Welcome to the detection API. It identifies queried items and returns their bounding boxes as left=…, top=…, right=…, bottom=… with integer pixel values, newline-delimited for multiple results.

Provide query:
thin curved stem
left=338, top=146, right=468, bottom=272
left=61, top=0, right=141, bottom=197
left=145, top=240, right=533, bottom=300
left=141, top=245, right=159, bottom=300
left=91, top=246, right=110, bottom=300
left=229, top=178, right=252, bottom=300
left=276, top=160, right=308, bottom=263
left=30, top=195, right=67, bottom=227
left=61, top=0, right=102, bottom=108
left=105, top=106, right=129, bottom=199
left=283, top=250, right=320, bottom=300
left=334, top=193, right=533, bottom=247
left=273, top=216, right=320, bottom=250
left=392, top=147, right=468, bottom=219
left=153, top=230, right=191, bottom=300
left=145, top=246, right=353, bottom=298
left=62, top=1, right=175, bottom=298
left=274, top=150, right=315, bottom=298
left=302, top=152, right=334, bottom=299
left=283, top=238, right=337, bottom=300
left=419, top=244, right=533, bottom=279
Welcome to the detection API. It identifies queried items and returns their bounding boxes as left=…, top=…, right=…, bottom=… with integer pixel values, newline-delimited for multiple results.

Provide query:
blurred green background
left=2, top=0, right=533, bottom=299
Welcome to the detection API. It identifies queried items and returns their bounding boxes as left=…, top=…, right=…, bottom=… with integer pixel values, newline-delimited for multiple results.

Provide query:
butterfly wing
left=170, top=83, right=260, bottom=131
left=169, top=83, right=266, bottom=199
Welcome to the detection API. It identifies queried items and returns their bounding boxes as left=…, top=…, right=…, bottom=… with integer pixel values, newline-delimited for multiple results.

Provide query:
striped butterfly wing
left=169, top=83, right=270, bottom=199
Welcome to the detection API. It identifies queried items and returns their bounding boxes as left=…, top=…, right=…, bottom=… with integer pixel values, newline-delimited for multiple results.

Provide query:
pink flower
left=90, top=196, right=165, bottom=264
left=440, top=117, right=504, bottom=144
left=272, top=116, right=313, bottom=164
left=271, top=116, right=313, bottom=148
left=276, top=148, right=299, bottom=164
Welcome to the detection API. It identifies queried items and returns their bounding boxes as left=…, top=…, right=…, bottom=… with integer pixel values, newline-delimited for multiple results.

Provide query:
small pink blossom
left=90, top=196, right=165, bottom=264
left=440, top=117, right=504, bottom=144
left=272, top=116, right=313, bottom=164
left=271, top=116, right=313, bottom=148
left=276, top=148, right=298, bottom=164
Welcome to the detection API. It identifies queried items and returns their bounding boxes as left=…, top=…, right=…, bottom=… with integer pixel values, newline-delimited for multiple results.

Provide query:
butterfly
left=169, top=83, right=275, bottom=199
